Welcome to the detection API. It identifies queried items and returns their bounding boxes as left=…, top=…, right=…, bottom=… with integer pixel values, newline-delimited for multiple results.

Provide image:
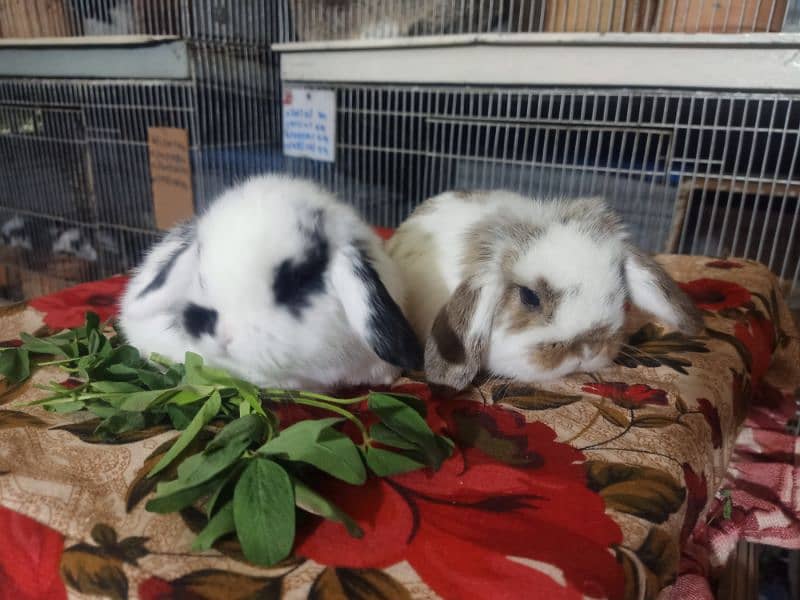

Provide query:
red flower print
left=678, top=279, right=751, bottom=311
left=0, top=506, right=67, bottom=600
left=138, top=577, right=174, bottom=600
left=373, top=226, right=394, bottom=241
left=58, top=378, right=84, bottom=390
left=0, top=339, right=22, bottom=348
left=296, top=390, right=625, bottom=600
left=581, top=382, right=668, bottom=409
left=748, top=380, right=796, bottom=432
left=705, top=260, right=743, bottom=269
left=734, top=312, right=775, bottom=385
left=696, top=398, right=722, bottom=449
left=680, top=464, right=708, bottom=544
left=29, top=275, right=128, bottom=330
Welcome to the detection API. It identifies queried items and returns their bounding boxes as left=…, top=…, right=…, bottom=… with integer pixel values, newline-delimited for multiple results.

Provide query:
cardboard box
left=656, top=0, right=787, bottom=32
left=544, top=0, right=659, bottom=32
left=0, top=0, right=72, bottom=38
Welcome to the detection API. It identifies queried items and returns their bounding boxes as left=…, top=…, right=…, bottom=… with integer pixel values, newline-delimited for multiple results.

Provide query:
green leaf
left=84, top=311, right=101, bottom=333
left=363, top=446, right=425, bottom=477
left=234, top=380, right=265, bottom=417
left=48, top=401, right=86, bottom=413
left=105, top=363, right=140, bottom=378
left=259, top=418, right=366, bottom=485
left=192, top=501, right=235, bottom=551
left=108, top=345, right=145, bottom=368
left=136, top=369, right=172, bottom=390
left=166, top=404, right=194, bottom=430
left=381, top=392, right=428, bottom=417
left=233, top=458, right=295, bottom=566
left=198, top=365, right=237, bottom=386
left=88, top=329, right=105, bottom=355
left=168, top=387, right=215, bottom=406
left=119, top=389, right=177, bottom=412
left=204, top=468, right=240, bottom=518
left=0, top=348, right=30, bottom=385
left=96, top=412, right=146, bottom=437
left=367, top=393, right=443, bottom=469
left=91, top=381, right=144, bottom=394
left=146, top=471, right=228, bottom=514
left=206, top=414, right=265, bottom=452
left=181, top=352, right=207, bottom=385
left=19, top=332, right=68, bottom=357
left=149, top=391, right=222, bottom=477
left=155, top=431, right=251, bottom=496
left=88, top=403, right=118, bottom=420
left=293, top=478, right=362, bottom=538
left=369, top=423, right=416, bottom=450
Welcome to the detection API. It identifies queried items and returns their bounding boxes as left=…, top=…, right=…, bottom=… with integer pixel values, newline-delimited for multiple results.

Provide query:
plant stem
left=290, top=397, right=369, bottom=444
left=36, top=357, right=77, bottom=367
left=261, top=389, right=367, bottom=406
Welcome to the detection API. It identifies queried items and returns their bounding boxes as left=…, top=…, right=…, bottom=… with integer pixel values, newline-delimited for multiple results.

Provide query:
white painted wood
left=276, top=33, right=800, bottom=90
left=0, top=38, right=188, bottom=79
left=0, top=35, right=178, bottom=47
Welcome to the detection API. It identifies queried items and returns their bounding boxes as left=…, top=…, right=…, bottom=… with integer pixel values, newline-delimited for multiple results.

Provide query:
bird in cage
left=388, top=191, right=705, bottom=391
left=119, top=174, right=422, bottom=391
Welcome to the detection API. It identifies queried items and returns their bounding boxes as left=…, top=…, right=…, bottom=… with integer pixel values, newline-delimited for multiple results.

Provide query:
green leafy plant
left=0, top=313, right=453, bottom=566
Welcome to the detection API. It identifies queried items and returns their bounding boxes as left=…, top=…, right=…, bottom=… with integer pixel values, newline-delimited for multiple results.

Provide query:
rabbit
left=52, top=227, right=102, bottom=262
left=386, top=190, right=705, bottom=391
left=1, top=215, right=56, bottom=270
left=118, top=174, right=422, bottom=391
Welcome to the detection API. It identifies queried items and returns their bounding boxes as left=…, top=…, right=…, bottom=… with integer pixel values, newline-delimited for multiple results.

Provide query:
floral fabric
left=0, top=255, right=797, bottom=600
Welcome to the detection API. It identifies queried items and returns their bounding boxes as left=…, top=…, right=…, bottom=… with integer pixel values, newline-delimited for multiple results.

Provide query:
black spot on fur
left=353, top=244, right=423, bottom=371
left=137, top=224, right=195, bottom=298
left=273, top=211, right=329, bottom=317
left=183, top=303, right=218, bottom=338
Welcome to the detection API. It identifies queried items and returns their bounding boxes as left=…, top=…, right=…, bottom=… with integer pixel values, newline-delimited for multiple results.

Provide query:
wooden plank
left=679, top=175, right=800, bottom=197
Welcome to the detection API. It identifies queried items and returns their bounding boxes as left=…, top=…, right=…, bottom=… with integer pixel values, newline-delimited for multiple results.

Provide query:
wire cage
left=1, top=0, right=800, bottom=308
left=287, top=0, right=796, bottom=39
left=282, top=84, right=800, bottom=304
left=0, top=0, right=288, bottom=299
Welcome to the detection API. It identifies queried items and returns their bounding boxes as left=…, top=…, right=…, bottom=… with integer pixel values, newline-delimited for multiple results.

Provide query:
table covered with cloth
left=0, top=255, right=798, bottom=600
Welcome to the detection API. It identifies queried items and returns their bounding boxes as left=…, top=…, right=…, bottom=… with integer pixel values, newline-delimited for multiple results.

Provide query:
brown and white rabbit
left=387, top=190, right=704, bottom=391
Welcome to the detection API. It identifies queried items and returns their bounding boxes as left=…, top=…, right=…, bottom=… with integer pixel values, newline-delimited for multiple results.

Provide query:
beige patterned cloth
left=0, top=255, right=797, bottom=600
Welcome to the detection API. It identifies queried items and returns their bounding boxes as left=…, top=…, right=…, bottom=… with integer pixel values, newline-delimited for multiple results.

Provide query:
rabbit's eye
left=519, top=286, right=541, bottom=308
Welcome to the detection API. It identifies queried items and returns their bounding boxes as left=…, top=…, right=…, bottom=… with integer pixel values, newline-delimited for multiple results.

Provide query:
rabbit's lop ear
left=623, top=245, right=704, bottom=336
left=330, top=242, right=423, bottom=371
left=425, top=280, right=494, bottom=391
left=125, top=223, right=197, bottom=318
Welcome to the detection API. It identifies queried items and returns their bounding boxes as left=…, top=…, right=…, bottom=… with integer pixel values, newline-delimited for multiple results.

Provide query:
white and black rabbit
left=119, top=174, right=422, bottom=391
left=387, top=190, right=705, bottom=391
